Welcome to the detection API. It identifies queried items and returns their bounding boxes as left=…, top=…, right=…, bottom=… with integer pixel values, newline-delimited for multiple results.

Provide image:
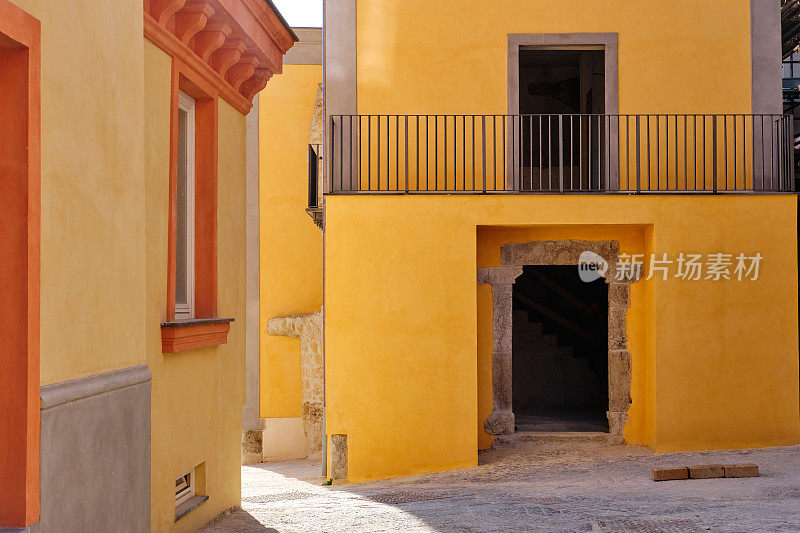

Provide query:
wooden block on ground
left=723, top=463, right=759, bottom=478
left=688, top=464, right=725, bottom=479
left=651, top=467, right=689, bottom=481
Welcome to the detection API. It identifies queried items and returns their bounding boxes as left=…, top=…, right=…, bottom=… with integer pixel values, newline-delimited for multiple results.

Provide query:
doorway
left=512, top=266, right=609, bottom=432
left=518, top=48, right=605, bottom=191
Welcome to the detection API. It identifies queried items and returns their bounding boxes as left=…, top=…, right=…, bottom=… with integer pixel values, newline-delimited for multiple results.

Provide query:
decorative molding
left=143, top=0, right=295, bottom=114
left=40, top=366, right=152, bottom=409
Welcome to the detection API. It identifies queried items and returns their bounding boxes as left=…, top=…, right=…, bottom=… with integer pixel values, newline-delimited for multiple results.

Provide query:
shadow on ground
left=200, top=440, right=800, bottom=532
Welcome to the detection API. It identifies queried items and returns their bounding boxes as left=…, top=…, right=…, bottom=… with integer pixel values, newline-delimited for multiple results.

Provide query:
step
left=495, top=431, right=611, bottom=446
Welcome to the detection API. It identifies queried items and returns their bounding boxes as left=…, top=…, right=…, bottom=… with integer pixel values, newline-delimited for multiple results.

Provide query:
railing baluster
left=435, top=115, right=439, bottom=190
left=683, top=115, right=688, bottom=191
left=559, top=115, right=564, bottom=192
left=502, top=115, right=507, bottom=191
left=579, top=115, right=583, bottom=190
left=712, top=115, right=718, bottom=193
left=733, top=115, right=738, bottom=190
left=549, top=115, right=553, bottom=190
left=405, top=116, right=409, bottom=193
left=702, top=115, right=706, bottom=191
left=425, top=116, right=429, bottom=191
left=656, top=115, right=661, bottom=190
left=636, top=116, right=641, bottom=193
left=617, top=115, right=621, bottom=192
left=386, top=115, right=390, bottom=191
left=416, top=115, right=419, bottom=191
left=539, top=115, right=543, bottom=191
left=587, top=115, right=592, bottom=190
left=673, top=115, right=678, bottom=191
left=472, top=116, right=476, bottom=191
left=482, top=115, right=487, bottom=192
left=724, top=114, right=728, bottom=191
left=570, top=115, right=574, bottom=190
left=463, top=115, right=466, bottom=191
left=492, top=116, right=496, bottom=191
left=444, top=115, right=448, bottom=188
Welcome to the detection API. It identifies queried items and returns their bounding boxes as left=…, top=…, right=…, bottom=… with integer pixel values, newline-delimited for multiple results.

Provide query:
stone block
left=608, top=308, right=628, bottom=350
left=484, top=409, right=515, bottom=436
left=651, top=467, right=689, bottom=481
left=689, top=464, right=725, bottom=479
left=330, top=434, right=348, bottom=482
left=241, top=429, right=264, bottom=465
left=724, top=463, right=759, bottom=478
left=608, top=283, right=630, bottom=309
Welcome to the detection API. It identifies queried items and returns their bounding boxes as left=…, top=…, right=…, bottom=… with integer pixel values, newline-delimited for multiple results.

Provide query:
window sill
left=175, top=495, right=208, bottom=522
left=161, top=318, right=234, bottom=353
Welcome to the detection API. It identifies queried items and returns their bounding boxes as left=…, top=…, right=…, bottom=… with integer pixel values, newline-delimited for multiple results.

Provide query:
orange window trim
left=161, top=319, right=232, bottom=353
left=162, top=59, right=231, bottom=352
left=0, top=0, right=40, bottom=527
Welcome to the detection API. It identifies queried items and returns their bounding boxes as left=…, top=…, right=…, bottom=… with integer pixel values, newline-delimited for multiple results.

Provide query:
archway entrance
left=512, top=265, right=609, bottom=432
left=477, top=240, right=638, bottom=443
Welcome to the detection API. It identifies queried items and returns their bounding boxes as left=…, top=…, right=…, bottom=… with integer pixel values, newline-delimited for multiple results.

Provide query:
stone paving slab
left=200, top=442, right=800, bottom=532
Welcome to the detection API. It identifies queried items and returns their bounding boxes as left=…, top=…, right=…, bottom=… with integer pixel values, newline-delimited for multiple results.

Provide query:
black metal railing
left=327, top=114, right=795, bottom=194
left=306, top=144, right=323, bottom=228
left=308, top=144, right=322, bottom=208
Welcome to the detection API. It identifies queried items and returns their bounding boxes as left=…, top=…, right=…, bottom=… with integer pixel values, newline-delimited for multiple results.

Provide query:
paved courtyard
left=201, top=437, right=800, bottom=532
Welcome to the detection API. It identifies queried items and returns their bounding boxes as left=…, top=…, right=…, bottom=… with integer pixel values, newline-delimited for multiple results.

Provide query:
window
left=161, top=65, right=234, bottom=353
left=175, top=469, right=195, bottom=507
left=175, top=91, right=195, bottom=320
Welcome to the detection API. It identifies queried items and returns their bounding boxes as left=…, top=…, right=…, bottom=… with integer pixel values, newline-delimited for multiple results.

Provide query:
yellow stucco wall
left=13, top=0, right=147, bottom=386
left=325, top=195, right=800, bottom=482
left=258, top=64, right=324, bottom=418
left=356, top=0, right=752, bottom=115
left=144, top=41, right=247, bottom=531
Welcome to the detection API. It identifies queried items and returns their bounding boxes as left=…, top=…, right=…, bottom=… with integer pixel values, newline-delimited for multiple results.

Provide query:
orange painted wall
left=0, top=0, right=40, bottom=526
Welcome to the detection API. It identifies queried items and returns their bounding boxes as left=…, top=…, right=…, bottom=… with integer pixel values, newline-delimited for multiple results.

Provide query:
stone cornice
left=144, top=0, right=295, bottom=114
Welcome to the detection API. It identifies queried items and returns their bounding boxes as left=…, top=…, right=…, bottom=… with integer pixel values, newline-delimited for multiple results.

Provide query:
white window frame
left=175, top=468, right=195, bottom=507
left=175, top=91, right=196, bottom=320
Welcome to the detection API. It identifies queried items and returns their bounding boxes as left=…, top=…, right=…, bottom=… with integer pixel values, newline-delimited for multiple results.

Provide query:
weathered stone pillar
left=607, top=282, right=632, bottom=444
left=478, top=266, right=523, bottom=435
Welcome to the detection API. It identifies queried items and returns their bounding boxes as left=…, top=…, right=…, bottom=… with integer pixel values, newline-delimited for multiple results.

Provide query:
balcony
left=324, top=114, right=795, bottom=195
left=307, top=143, right=323, bottom=228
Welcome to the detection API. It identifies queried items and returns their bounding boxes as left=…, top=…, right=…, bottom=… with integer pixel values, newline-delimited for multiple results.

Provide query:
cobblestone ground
left=200, top=439, right=800, bottom=532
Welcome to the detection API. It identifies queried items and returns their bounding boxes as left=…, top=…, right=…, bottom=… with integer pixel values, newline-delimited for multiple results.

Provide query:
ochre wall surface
left=325, top=195, right=800, bottom=482
left=12, top=0, right=147, bottom=386
left=258, top=64, right=324, bottom=419
left=356, top=0, right=752, bottom=115
left=145, top=41, right=247, bottom=531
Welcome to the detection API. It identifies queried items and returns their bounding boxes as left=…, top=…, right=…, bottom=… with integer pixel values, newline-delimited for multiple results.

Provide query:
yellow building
left=259, top=0, right=800, bottom=484
left=0, top=0, right=294, bottom=531
left=247, top=27, right=324, bottom=463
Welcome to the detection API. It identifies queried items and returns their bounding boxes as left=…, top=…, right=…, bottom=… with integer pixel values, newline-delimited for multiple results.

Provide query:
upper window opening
left=175, top=91, right=196, bottom=320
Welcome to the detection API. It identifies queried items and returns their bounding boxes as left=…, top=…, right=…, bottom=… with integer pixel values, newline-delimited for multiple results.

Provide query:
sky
left=272, top=0, right=323, bottom=28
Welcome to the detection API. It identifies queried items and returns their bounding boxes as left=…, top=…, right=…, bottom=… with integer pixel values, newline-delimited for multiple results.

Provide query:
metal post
left=712, top=116, right=718, bottom=193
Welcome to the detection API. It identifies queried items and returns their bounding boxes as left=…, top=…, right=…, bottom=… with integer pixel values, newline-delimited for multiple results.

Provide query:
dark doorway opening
left=512, top=265, right=609, bottom=432
left=518, top=48, right=605, bottom=191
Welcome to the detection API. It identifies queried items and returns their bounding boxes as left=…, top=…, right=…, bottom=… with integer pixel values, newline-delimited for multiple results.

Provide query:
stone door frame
left=477, top=240, right=639, bottom=443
